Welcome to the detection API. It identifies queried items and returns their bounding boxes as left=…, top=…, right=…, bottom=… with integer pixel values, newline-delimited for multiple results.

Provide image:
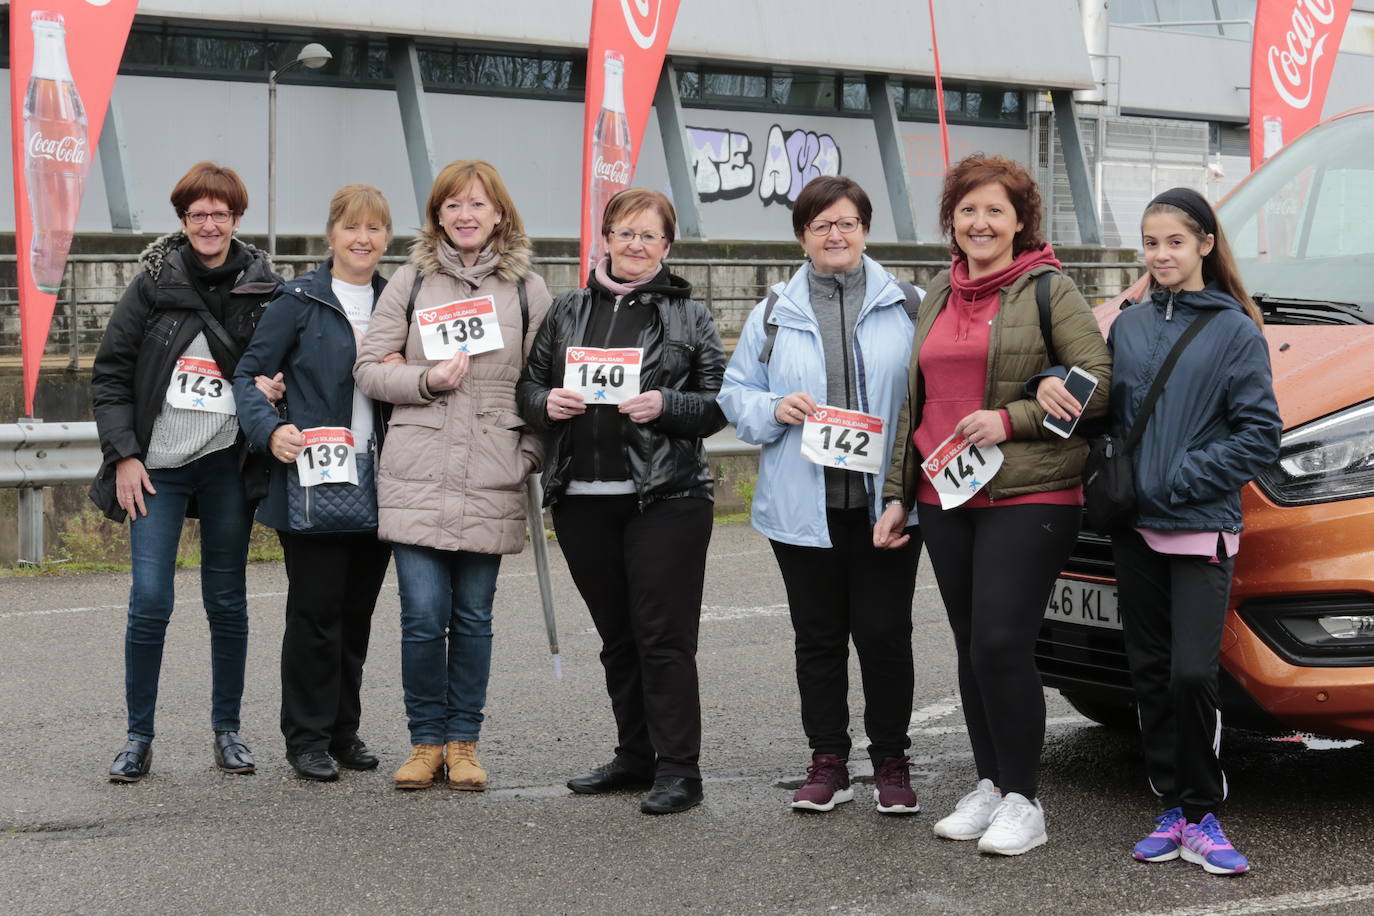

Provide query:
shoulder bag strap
left=1123, top=309, right=1219, bottom=454
left=1035, top=271, right=1058, bottom=367
left=403, top=272, right=424, bottom=326
left=896, top=280, right=922, bottom=321
left=198, top=308, right=242, bottom=362
left=757, top=289, right=782, bottom=364
left=517, top=278, right=529, bottom=339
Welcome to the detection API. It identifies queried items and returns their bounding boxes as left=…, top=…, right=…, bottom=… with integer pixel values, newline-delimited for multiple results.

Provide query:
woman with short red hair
left=875, top=154, right=1111, bottom=855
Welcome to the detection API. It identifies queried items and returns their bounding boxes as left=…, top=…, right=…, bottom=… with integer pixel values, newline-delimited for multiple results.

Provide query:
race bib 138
left=416, top=296, right=505, bottom=360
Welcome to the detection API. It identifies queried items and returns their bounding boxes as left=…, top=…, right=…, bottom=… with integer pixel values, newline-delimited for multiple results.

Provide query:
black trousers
left=277, top=530, right=391, bottom=755
left=552, top=494, right=712, bottom=780
left=1113, top=528, right=1233, bottom=821
left=769, top=508, right=922, bottom=764
left=918, top=502, right=1080, bottom=799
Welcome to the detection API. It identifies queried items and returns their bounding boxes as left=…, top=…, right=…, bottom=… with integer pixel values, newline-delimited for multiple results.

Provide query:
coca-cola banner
left=1250, top=0, right=1353, bottom=169
left=579, top=0, right=682, bottom=284
left=9, top=0, right=138, bottom=415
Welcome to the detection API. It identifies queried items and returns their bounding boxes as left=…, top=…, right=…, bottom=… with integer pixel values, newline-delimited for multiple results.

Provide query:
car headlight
left=1283, top=613, right=1374, bottom=649
left=1256, top=400, right=1374, bottom=506
left=1241, top=596, right=1374, bottom=666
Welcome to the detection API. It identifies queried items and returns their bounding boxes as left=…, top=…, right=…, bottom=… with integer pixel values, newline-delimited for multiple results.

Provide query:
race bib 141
left=921, top=432, right=1004, bottom=509
left=295, top=427, right=358, bottom=487
left=562, top=347, right=643, bottom=405
left=166, top=357, right=235, bottom=415
left=416, top=296, right=505, bottom=360
left=800, top=406, right=886, bottom=475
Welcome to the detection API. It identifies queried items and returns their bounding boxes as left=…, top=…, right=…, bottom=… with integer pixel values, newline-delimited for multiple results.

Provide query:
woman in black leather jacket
left=517, top=188, right=726, bottom=815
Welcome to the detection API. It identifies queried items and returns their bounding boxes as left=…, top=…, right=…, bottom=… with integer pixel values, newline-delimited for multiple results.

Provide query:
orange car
left=1036, top=106, right=1374, bottom=740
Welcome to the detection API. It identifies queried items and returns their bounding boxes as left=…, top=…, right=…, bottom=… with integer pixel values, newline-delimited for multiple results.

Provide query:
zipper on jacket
left=303, top=485, right=313, bottom=528
left=1165, top=291, right=1175, bottom=321
left=591, top=291, right=626, bottom=484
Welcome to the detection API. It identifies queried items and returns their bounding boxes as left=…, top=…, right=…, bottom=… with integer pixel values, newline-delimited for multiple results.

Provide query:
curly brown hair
left=937, top=154, right=1045, bottom=260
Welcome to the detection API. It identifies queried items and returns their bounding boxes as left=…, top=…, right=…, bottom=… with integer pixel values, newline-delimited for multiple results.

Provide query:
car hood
left=1262, top=324, right=1374, bottom=429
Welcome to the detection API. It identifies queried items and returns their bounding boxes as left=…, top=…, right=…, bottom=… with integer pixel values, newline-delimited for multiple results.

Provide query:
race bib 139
left=295, top=427, right=358, bottom=487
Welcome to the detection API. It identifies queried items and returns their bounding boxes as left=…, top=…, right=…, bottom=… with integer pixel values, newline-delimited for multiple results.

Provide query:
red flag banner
left=9, top=0, right=138, bottom=416
left=1250, top=0, right=1353, bottom=169
left=579, top=0, right=682, bottom=285
left=927, top=0, right=951, bottom=173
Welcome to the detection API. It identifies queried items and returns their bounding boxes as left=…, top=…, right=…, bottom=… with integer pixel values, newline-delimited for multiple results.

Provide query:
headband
left=1147, top=187, right=1217, bottom=237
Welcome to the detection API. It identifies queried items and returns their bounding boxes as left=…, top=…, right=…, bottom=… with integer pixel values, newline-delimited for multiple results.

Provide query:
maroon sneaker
left=873, top=755, right=920, bottom=814
left=791, top=754, right=853, bottom=811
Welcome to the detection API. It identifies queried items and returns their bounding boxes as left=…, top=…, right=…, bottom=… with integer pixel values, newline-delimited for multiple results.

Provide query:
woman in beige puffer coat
left=354, top=160, right=551, bottom=793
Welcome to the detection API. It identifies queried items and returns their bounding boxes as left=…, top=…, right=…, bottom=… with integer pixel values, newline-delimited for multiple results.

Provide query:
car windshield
left=1220, top=110, right=1374, bottom=315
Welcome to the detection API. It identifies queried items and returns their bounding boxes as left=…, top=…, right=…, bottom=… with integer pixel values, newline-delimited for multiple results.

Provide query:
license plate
left=1044, top=578, right=1120, bottom=630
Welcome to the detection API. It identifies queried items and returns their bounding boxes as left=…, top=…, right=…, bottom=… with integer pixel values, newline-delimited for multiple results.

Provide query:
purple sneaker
left=1181, top=814, right=1251, bottom=875
left=791, top=754, right=852, bottom=811
left=1132, top=807, right=1185, bottom=862
left=873, top=755, right=920, bottom=814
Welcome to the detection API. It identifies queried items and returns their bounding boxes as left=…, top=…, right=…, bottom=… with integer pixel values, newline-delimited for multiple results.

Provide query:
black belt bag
left=1083, top=310, right=1217, bottom=535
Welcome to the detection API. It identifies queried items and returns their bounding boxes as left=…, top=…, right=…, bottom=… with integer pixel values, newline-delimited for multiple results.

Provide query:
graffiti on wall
left=687, top=123, right=842, bottom=208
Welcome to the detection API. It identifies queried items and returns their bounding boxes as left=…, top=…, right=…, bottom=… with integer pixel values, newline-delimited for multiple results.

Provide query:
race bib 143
left=166, top=357, right=235, bottom=415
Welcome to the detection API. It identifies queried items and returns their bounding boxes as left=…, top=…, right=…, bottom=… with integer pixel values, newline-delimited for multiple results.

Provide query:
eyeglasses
left=185, top=210, right=233, bottom=225
left=611, top=228, right=667, bottom=244
left=804, top=217, right=863, bottom=237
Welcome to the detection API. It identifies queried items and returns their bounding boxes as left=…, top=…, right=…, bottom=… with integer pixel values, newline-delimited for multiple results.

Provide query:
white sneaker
left=932, top=778, right=1001, bottom=840
left=977, top=793, right=1048, bottom=856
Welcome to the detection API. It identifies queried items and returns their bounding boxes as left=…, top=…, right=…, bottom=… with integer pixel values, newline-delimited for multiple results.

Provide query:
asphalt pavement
left=2, top=520, right=1373, bottom=915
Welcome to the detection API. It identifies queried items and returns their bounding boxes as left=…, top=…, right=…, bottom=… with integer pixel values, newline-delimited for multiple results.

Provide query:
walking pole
left=526, top=473, right=563, bottom=679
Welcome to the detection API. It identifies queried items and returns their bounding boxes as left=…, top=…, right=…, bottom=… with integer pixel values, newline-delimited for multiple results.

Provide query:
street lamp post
left=268, top=42, right=332, bottom=258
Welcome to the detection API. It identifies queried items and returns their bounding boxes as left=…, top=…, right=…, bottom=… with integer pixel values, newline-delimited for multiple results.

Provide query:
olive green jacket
left=882, top=263, right=1112, bottom=507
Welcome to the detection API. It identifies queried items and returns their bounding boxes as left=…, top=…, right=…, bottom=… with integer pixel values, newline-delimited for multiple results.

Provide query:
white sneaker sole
left=791, top=787, right=854, bottom=811
left=977, top=830, right=1048, bottom=856
left=933, top=821, right=986, bottom=841
left=873, top=789, right=920, bottom=815
left=1180, top=846, right=1248, bottom=875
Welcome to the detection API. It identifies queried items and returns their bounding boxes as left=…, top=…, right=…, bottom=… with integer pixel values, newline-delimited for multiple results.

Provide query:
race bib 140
left=562, top=347, right=643, bottom=405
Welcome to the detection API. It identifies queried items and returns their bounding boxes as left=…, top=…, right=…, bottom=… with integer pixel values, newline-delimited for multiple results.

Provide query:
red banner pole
left=579, top=0, right=681, bottom=286
left=927, top=0, right=951, bottom=172
left=10, top=0, right=138, bottom=416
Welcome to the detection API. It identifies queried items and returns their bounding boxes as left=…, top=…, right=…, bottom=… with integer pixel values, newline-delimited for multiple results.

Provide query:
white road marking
left=912, top=715, right=1087, bottom=737
left=0, top=585, right=399, bottom=621
left=1126, top=884, right=1374, bottom=916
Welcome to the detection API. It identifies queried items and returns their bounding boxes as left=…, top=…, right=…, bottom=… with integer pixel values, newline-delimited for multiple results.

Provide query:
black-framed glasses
left=805, top=217, right=863, bottom=236
left=185, top=210, right=233, bottom=225
left=611, top=228, right=667, bottom=244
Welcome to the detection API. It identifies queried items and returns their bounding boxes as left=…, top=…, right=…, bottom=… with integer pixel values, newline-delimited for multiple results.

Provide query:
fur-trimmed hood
left=407, top=231, right=534, bottom=284
left=137, top=231, right=272, bottom=282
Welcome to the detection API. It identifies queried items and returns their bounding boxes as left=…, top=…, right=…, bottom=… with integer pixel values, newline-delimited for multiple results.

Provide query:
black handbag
left=285, top=442, right=379, bottom=534
left=1083, top=310, right=1217, bottom=535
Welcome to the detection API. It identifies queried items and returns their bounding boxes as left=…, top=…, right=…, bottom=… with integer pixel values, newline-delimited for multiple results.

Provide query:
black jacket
left=232, top=259, right=391, bottom=531
left=516, top=268, right=727, bottom=507
left=89, top=233, right=281, bottom=521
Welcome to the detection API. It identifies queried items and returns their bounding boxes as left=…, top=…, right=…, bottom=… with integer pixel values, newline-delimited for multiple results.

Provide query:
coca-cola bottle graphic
left=24, top=11, right=90, bottom=295
left=588, top=50, right=633, bottom=274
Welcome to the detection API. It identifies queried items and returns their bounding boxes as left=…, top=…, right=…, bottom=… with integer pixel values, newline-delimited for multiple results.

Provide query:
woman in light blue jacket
left=718, top=176, right=922, bottom=815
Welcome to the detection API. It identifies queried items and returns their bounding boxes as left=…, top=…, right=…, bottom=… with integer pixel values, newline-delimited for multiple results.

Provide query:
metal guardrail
left=0, top=419, right=761, bottom=566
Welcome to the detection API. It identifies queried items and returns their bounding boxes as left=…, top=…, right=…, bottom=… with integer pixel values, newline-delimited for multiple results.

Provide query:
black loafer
left=213, top=731, right=256, bottom=774
left=329, top=736, right=380, bottom=771
left=640, top=776, right=704, bottom=815
left=287, top=749, right=340, bottom=782
left=567, top=760, right=655, bottom=795
left=109, top=738, right=153, bottom=783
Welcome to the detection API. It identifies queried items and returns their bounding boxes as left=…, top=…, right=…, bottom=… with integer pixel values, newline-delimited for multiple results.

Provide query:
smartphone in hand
left=1042, top=366, right=1100, bottom=438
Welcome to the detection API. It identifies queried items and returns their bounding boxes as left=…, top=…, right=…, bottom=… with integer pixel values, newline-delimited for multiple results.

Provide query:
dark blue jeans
left=125, top=448, right=254, bottom=741
left=393, top=544, right=502, bottom=745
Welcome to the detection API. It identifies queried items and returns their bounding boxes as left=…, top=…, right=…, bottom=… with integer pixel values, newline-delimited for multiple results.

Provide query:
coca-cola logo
left=1265, top=0, right=1341, bottom=109
left=593, top=154, right=632, bottom=184
left=28, top=131, right=87, bottom=165
left=620, top=0, right=662, bottom=50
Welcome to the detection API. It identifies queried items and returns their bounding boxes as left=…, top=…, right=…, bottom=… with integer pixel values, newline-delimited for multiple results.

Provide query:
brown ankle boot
left=446, top=741, right=487, bottom=791
left=393, top=744, right=444, bottom=790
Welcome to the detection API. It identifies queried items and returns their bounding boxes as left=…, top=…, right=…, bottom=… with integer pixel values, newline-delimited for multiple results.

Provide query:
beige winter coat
left=354, top=239, right=551, bottom=554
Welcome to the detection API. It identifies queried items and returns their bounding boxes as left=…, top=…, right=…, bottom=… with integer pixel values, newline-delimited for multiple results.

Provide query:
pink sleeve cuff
left=999, top=409, right=1013, bottom=440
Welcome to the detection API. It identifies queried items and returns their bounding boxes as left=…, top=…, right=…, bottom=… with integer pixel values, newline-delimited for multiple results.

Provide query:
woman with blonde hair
left=354, top=160, right=551, bottom=792
left=235, top=184, right=395, bottom=782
